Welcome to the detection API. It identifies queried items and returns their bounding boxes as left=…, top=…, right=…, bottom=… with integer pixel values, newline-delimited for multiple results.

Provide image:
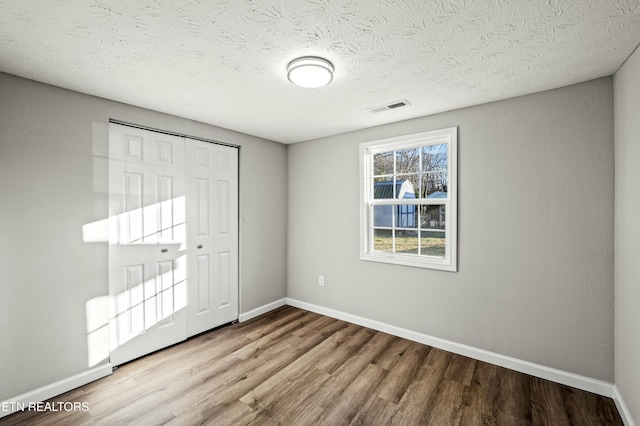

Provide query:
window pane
left=373, top=204, right=393, bottom=227
left=395, top=230, right=419, bottom=254
left=420, top=205, right=446, bottom=229
left=422, top=144, right=448, bottom=172
left=373, top=229, right=393, bottom=252
left=398, top=175, right=419, bottom=199
left=374, top=151, right=394, bottom=176
left=396, top=148, right=420, bottom=174
left=396, top=204, right=417, bottom=228
left=423, top=172, right=448, bottom=198
left=374, top=178, right=395, bottom=199
left=420, top=230, right=445, bottom=257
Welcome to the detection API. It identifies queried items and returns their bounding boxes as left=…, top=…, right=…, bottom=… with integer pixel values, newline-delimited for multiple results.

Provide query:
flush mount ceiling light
left=287, top=57, right=334, bottom=88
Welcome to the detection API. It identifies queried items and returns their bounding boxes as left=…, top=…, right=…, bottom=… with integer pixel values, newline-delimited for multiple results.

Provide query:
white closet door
left=108, top=124, right=187, bottom=366
left=186, top=139, right=239, bottom=337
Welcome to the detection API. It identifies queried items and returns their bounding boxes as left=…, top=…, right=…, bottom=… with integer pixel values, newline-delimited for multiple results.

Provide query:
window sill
left=360, top=251, right=457, bottom=272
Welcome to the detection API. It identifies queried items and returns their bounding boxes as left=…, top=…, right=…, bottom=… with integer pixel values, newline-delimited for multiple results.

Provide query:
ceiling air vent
left=368, top=99, right=411, bottom=113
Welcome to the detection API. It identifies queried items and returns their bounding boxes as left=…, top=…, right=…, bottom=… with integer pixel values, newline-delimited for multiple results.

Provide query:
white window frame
left=359, top=127, right=457, bottom=271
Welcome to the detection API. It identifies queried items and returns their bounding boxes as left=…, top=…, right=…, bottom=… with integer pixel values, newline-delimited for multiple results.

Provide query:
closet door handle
left=160, top=248, right=168, bottom=253
left=197, top=244, right=203, bottom=249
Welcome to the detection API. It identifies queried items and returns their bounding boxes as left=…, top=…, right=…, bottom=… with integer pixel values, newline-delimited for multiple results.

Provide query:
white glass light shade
left=287, top=57, right=334, bottom=88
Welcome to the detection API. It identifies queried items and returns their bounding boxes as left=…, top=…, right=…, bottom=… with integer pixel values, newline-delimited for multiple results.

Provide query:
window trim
left=359, top=127, right=458, bottom=271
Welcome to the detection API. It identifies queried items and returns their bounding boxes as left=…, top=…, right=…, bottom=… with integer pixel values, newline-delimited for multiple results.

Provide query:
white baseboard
left=238, top=298, right=287, bottom=322
left=0, top=363, right=112, bottom=419
left=286, top=298, right=615, bottom=398
left=613, top=385, right=636, bottom=426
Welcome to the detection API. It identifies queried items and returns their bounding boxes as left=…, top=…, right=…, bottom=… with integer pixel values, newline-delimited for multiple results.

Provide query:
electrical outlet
left=318, top=275, right=325, bottom=287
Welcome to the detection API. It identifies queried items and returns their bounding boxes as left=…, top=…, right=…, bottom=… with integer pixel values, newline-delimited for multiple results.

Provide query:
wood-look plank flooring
left=0, top=306, right=623, bottom=425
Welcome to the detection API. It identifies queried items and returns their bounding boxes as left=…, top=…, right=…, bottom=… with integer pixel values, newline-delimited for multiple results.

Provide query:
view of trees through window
left=373, top=143, right=448, bottom=199
left=371, top=143, right=448, bottom=257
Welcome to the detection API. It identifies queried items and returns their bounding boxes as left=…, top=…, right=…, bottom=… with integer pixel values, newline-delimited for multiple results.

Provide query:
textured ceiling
left=1, top=0, right=639, bottom=144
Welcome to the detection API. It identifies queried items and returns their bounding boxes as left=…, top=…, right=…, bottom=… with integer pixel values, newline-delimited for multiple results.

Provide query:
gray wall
left=288, top=78, right=614, bottom=382
left=0, top=72, right=287, bottom=401
left=614, top=47, right=640, bottom=423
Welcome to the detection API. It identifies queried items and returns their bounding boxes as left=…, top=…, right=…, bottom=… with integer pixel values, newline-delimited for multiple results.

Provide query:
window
left=359, top=127, right=457, bottom=271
